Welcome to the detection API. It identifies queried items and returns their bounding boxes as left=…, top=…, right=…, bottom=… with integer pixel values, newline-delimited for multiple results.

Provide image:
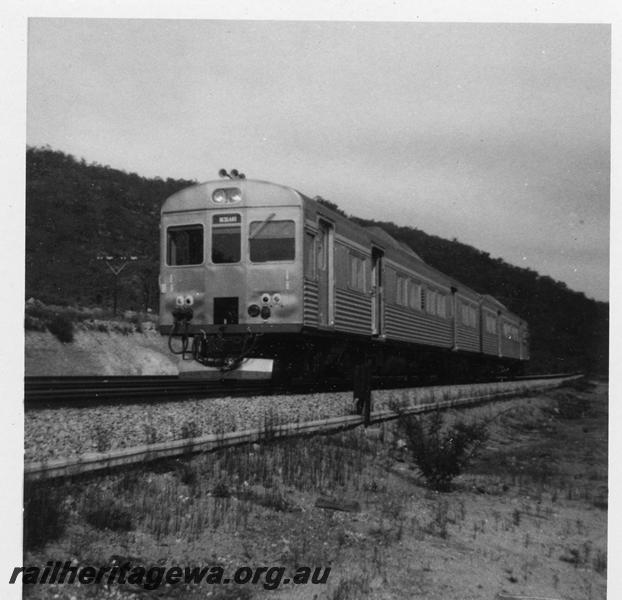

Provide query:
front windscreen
left=212, top=214, right=241, bottom=263
left=167, top=225, right=203, bottom=265
left=249, top=220, right=295, bottom=262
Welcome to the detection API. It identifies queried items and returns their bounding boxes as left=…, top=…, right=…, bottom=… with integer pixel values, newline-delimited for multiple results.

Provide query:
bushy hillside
left=26, top=146, right=194, bottom=311
left=25, top=147, right=608, bottom=373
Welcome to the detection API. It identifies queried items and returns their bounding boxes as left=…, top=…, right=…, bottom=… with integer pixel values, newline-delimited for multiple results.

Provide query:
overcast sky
left=26, top=19, right=610, bottom=301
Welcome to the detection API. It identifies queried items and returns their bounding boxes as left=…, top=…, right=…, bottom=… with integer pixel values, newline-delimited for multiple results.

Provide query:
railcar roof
left=365, top=226, right=423, bottom=261
left=161, top=179, right=302, bottom=213
left=481, top=294, right=509, bottom=311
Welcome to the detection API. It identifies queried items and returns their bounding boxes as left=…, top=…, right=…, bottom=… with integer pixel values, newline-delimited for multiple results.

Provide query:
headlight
left=212, top=188, right=241, bottom=204
left=212, top=189, right=226, bottom=203
left=261, top=293, right=271, bottom=304
left=260, top=306, right=271, bottom=319
left=175, top=296, right=184, bottom=306
left=248, top=304, right=260, bottom=317
left=184, top=295, right=194, bottom=306
left=272, top=293, right=281, bottom=304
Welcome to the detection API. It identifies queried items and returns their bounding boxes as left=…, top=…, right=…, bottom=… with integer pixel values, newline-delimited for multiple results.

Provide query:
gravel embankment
left=25, top=380, right=538, bottom=463
left=25, top=392, right=356, bottom=462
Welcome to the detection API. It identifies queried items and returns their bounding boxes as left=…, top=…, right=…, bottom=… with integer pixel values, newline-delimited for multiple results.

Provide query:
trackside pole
left=353, top=360, right=372, bottom=426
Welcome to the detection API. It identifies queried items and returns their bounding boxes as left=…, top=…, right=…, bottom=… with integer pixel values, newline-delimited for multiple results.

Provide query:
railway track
left=24, top=375, right=281, bottom=408
left=24, top=372, right=579, bottom=409
left=24, top=373, right=583, bottom=482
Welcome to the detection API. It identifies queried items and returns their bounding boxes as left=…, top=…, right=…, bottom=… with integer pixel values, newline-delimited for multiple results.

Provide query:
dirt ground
left=25, top=328, right=178, bottom=376
left=22, top=381, right=607, bottom=600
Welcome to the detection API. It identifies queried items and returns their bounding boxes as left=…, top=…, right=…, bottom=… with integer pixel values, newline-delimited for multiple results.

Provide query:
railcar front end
left=159, top=179, right=305, bottom=379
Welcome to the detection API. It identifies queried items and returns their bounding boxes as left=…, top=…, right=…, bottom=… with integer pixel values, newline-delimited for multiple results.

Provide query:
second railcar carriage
left=159, top=176, right=529, bottom=381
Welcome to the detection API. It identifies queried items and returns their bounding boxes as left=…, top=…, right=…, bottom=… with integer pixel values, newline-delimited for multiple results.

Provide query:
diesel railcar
left=159, top=175, right=529, bottom=382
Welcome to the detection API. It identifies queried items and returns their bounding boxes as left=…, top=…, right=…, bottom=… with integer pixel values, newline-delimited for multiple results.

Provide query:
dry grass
left=23, top=383, right=607, bottom=600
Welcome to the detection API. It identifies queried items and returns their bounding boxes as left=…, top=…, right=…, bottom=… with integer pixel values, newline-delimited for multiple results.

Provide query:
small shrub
left=556, top=392, right=589, bottom=419
left=85, top=505, right=133, bottom=532
left=593, top=549, right=607, bottom=574
left=178, top=462, right=199, bottom=487
left=180, top=421, right=201, bottom=439
left=47, top=314, right=74, bottom=343
left=397, top=411, right=488, bottom=492
left=94, top=423, right=112, bottom=453
left=212, top=480, right=231, bottom=498
left=111, top=322, right=133, bottom=335
left=329, top=576, right=371, bottom=600
left=24, top=314, right=47, bottom=331
left=143, top=423, right=157, bottom=444
left=565, top=377, right=597, bottom=393
left=592, top=493, right=607, bottom=510
left=24, top=482, right=67, bottom=549
left=82, top=486, right=133, bottom=532
left=387, top=396, right=409, bottom=413
left=427, top=499, right=449, bottom=538
left=560, top=547, right=581, bottom=567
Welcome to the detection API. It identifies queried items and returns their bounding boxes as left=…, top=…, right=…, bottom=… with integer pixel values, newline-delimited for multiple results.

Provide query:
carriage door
left=317, top=219, right=334, bottom=326
left=371, top=247, right=384, bottom=335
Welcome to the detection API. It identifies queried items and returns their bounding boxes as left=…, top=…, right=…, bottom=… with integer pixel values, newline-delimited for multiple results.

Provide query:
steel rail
left=24, top=376, right=281, bottom=408
left=24, top=374, right=582, bottom=482
left=24, top=372, right=581, bottom=408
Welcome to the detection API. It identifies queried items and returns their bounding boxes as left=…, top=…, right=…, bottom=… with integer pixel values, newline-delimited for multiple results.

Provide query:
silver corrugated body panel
left=384, top=306, right=452, bottom=347
left=456, top=327, right=479, bottom=352
left=335, top=288, right=371, bottom=334
left=303, top=280, right=319, bottom=325
left=481, top=333, right=498, bottom=356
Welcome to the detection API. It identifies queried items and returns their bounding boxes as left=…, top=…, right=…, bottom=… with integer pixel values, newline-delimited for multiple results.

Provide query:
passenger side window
left=485, top=314, right=497, bottom=334
left=304, top=231, right=316, bottom=279
left=396, top=275, right=408, bottom=305
left=461, top=303, right=477, bottom=328
left=349, top=253, right=366, bottom=292
left=409, top=282, right=421, bottom=310
left=436, top=294, right=446, bottom=318
left=425, top=289, right=437, bottom=316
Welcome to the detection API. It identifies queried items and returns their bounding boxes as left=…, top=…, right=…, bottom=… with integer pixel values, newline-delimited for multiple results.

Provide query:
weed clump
left=565, top=377, right=597, bottom=393
left=180, top=421, right=201, bottom=439
left=397, top=411, right=488, bottom=492
left=47, top=314, right=75, bottom=343
left=82, top=487, right=134, bottom=531
left=556, top=392, right=590, bottom=419
left=85, top=504, right=133, bottom=532
left=24, top=482, right=68, bottom=549
left=328, top=576, right=371, bottom=600
left=24, top=314, right=47, bottom=331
